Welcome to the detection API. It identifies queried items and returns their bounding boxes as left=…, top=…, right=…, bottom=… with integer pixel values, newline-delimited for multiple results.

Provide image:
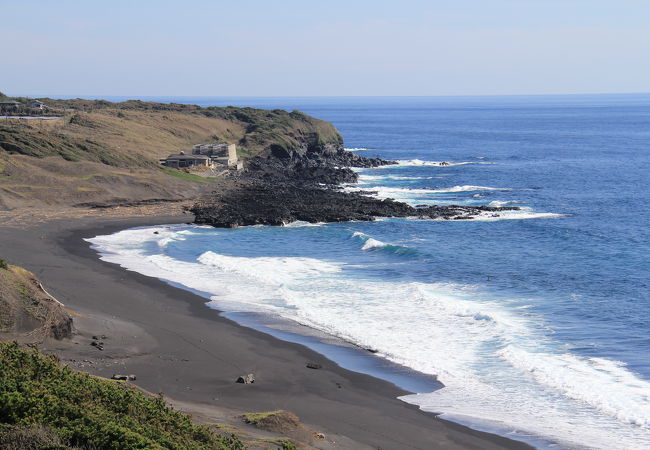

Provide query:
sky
left=2, top=0, right=650, bottom=97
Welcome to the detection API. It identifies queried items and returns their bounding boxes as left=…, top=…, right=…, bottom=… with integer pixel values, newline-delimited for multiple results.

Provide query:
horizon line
left=8, top=91, right=650, bottom=100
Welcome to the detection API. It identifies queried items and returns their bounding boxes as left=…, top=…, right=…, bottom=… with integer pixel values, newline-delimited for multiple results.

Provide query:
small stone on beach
left=111, top=374, right=136, bottom=381
left=236, top=374, right=255, bottom=384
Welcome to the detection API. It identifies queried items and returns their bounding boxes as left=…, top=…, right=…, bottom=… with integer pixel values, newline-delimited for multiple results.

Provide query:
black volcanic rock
left=190, top=179, right=518, bottom=228
left=194, top=130, right=516, bottom=228
left=244, top=147, right=396, bottom=185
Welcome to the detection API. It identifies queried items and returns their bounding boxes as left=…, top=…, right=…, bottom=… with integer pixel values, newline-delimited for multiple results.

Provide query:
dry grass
left=0, top=99, right=342, bottom=211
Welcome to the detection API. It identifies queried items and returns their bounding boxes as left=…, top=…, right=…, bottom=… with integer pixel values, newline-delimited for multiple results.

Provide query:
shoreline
left=0, top=211, right=532, bottom=449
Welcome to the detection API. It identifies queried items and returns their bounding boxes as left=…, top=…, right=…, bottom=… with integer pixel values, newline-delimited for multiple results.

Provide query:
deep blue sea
left=87, top=95, right=650, bottom=449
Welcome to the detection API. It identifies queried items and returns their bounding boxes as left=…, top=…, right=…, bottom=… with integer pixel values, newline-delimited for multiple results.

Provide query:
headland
left=0, top=94, right=528, bottom=449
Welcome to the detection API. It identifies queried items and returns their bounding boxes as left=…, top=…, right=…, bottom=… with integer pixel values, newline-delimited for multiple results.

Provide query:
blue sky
left=2, top=0, right=649, bottom=96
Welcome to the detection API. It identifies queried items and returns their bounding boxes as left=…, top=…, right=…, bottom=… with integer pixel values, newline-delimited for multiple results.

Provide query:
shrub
left=0, top=259, right=8, bottom=270
left=0, top=342, right=242, bottom=449
left=281, top=441, right=297, bottom=450
left=0, top=424, right=67, bottom=450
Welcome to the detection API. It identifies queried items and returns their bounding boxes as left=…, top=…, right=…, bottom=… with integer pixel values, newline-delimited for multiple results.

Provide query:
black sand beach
left=0, top=212, right=532, bottom=449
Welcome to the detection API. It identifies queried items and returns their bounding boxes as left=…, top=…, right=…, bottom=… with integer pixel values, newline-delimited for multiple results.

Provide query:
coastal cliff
left=0, top=94, right=517, bottom=226
left=0, top=261, right=72, bottom=343
left=0, top=96, right=349, bottom=209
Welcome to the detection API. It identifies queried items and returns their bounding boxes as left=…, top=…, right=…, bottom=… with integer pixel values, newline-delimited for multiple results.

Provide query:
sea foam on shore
left=86, top=223, right=650, bottom=450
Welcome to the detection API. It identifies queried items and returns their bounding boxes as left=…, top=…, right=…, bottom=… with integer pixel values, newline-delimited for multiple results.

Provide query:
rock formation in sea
left=191, top=177, right=518, bottom=227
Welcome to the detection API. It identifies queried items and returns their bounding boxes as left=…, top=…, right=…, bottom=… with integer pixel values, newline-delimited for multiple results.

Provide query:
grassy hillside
left=0, top=96, right=343, bottom=209
left=0, top=341, right=243, bottom=449
left=1, top=97, right=343, bottom=164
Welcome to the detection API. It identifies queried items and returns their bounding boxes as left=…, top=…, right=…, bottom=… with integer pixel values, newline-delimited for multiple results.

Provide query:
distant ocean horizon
left=87, top=94, right=650, bottom=449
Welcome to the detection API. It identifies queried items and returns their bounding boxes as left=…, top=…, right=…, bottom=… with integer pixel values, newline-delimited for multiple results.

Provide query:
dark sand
left=0, top=212, right=532, bottom=450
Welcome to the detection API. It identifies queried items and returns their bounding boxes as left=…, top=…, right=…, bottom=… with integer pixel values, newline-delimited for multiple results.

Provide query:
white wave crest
left=429, top=185, right=512, bottom=193
left=361, top=237, right=386, bottom=250
left=86, top=225, right=650, bottom=449
left=498, top=345, right=650, bottom=428
left=358, top=174, right=434, bottom=182
left=352, top=231, right=413, bottom=253
left=282, top=220, right=325, bottom=227
left=345, top=147, right=370, bottom=152
left=371, top=159, right=494, bottom=168
left=471, top=208, right=566, bottom=222
left=487, top=200, right=517, bottom=207
left=344, top=185, right=511, bottom=203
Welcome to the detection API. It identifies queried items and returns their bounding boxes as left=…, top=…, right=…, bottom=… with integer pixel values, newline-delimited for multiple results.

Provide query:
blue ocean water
left=89, top=95, right=650, bottom=449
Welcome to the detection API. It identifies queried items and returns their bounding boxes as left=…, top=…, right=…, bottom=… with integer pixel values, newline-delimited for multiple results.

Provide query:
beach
left=0, top=208, right=531, bottom=450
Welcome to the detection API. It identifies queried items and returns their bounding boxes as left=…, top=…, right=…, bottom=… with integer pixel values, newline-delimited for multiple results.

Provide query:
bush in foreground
left=0, top=341, right=243, bottom=449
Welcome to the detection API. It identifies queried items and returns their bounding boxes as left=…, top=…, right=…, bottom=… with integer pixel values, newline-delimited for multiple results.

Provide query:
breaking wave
left=86, top=225, right=650, bottom=449
left=87, top=225, right=650, bottom=449
left=429, top=185, right=512, bottom=193
left=358, top=174, right=435, bottom=182
left=351, top=231, right=416, bottom=255
left=371, top=159, right=495, bottom=167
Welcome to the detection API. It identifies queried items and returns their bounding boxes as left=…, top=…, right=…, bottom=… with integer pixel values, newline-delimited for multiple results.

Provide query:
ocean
left=86, top=95, right=650, bottom=449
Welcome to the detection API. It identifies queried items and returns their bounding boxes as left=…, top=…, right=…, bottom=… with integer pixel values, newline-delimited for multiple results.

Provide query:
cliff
left=0, top=96, right=350, bottom=209
left=0, top=260, right=72, bottom=343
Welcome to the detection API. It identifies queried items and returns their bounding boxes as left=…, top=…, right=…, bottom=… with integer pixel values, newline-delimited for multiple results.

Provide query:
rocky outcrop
left=243, top=158, right=360, bottom=184
left=190, top=179, right=519, bottom=228
left=236, top=374, right=255, bottom=384
left=245, top=145, right=396, bottom=185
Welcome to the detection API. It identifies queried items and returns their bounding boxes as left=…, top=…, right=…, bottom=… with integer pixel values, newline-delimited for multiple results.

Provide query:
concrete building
left=160, top=152, right=212, bottom=169
left=192, top=143, right=240, bottom=169
left=0, top=100, right=21, bottom=111
left=30, top=100, right=46, bottom=110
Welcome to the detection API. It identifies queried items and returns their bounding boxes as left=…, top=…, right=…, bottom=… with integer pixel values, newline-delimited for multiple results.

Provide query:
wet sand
left=0, top=211, right=532, bottom=449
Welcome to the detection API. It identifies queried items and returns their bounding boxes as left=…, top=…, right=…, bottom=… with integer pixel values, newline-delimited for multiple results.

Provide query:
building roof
left=165, top=154, right=210, bottom=160
left=0, top=101, right=20, bottom=105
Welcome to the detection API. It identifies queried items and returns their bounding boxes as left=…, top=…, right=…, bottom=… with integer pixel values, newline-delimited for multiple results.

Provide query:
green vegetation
left=0, top=125, right=148, bottom=167
left=280, top=441, right=297, bottom=450
left=159, top=166, right=214, bottom=183
left=0, top=259, right=7, bottom=270
left=0, top=97, right=343, bottom=163
left=0, top=341, right=243, bottom=449
left=241, top=411, right=285, bottom=425
left=0, top=94, right=344, bottom=208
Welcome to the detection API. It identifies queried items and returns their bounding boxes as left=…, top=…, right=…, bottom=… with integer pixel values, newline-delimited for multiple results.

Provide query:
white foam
left=430, top=185, right=512, bottom=193
left=345, top=147, right=370, bottom=152
left=372, top=159, right=494, bottom=168
left=407, top=208, right=566, bottom=222
left=361, top=238, right=386, bottom=250
left=487, top=200, right=515, bottom=207
left=470, top=208, right=566, bottom=222
left=498, top=345, right=650, bottom=427
left=352, top=231, right=412, bottom=253
left=344, top=185, right=513, bottom=207
left=348, top=185, right=509, bottom=195
left=346, top=184, right=563, bottom=221
left=282, top=220, right=325, bottom=227
left=87, top=225, right=650, bottom=449
left=358, top=174, right=434, bottom=182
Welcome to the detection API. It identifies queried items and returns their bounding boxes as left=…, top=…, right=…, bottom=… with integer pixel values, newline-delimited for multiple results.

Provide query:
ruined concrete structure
left=192, top=143, right=240, bottom=168
left=192, top=143, right=242, bottom=170
left=160, top=152, right=212, bottom=168
left=161, top=143, right=243, bottom=171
